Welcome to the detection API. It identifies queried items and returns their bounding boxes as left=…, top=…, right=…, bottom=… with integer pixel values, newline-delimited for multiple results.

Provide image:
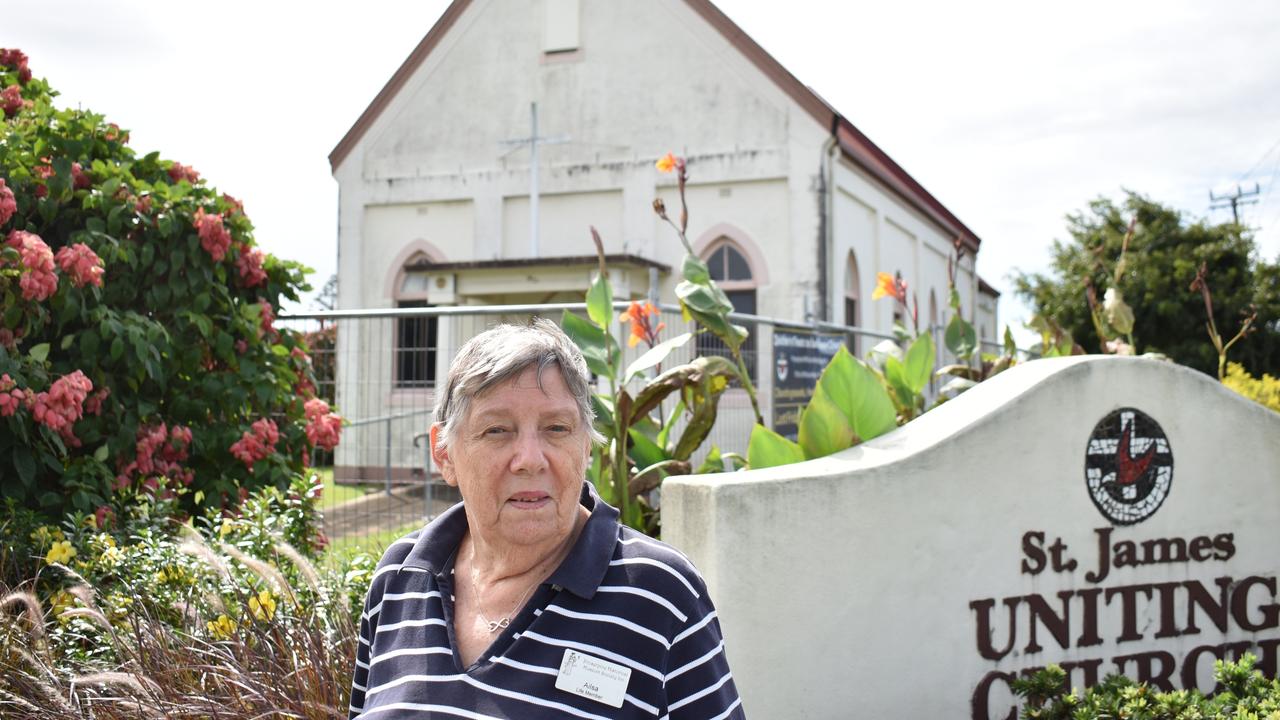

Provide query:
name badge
left=554, top=648, right=632, bottom=708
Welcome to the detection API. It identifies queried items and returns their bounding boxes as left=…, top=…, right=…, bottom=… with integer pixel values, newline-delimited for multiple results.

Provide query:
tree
left=1014, top=191, right=1280, bottom=377
left=0, top=48, right=342, bottom=522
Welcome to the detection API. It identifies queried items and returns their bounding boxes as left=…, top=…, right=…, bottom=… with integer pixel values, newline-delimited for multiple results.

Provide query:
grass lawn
left=313, top=467, right=374, bottom=509
left=322, top=518, right=426, bottom=568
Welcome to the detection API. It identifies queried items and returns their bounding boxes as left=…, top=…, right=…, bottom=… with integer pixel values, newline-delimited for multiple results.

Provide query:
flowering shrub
left=0, top=49, right=341, bottom=522
left=0, top=476, right=369, bottom=719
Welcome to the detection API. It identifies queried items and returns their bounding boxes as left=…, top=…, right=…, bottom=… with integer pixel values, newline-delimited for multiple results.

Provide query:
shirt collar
left=401, top=481, right=619, bottom=600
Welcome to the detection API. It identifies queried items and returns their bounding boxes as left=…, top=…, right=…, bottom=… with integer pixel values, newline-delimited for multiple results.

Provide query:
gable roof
left=330, top=0, right=981, bottom=252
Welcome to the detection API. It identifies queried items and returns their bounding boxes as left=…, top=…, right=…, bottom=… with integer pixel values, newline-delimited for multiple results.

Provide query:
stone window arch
left=392, top=248, right=441, bottom=389
left=697, top=235, right=760, bottom=381
left=844, top=251, right=861, bottom=353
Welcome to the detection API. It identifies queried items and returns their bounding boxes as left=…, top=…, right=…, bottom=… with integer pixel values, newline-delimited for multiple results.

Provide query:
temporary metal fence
left=278, top=302, right=1009, bottom=553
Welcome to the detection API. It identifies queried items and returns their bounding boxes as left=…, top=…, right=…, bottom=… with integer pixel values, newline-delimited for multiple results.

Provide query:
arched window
left=394, top=251, right=438, bottom=388
left=844, top=252, right=860, bottom=353
left=699, top=239, right=758, bottom=380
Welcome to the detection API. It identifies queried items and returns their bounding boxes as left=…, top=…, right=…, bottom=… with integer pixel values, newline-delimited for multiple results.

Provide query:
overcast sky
left=8, top=1, right=1280, bottom=341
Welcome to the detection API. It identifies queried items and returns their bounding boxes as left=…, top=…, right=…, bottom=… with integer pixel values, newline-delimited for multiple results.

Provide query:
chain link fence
left=280, top=302, right=959, bottom=554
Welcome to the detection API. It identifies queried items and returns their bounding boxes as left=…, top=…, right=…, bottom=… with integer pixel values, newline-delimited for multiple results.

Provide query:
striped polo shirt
left=348, top=483, right=744, bottom=720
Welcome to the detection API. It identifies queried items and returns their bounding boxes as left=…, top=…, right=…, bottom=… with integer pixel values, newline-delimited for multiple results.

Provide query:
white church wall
left=362, top=200, right=473, bottom=305
left=663, top=357, right=1280, bottom=719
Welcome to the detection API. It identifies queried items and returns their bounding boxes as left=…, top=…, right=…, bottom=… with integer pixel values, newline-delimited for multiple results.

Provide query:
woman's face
left=433, top=364, right=592, bottom=550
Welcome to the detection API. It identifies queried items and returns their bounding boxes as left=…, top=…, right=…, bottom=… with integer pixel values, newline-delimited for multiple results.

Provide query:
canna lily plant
left=561, top=220, right=742, bottom=535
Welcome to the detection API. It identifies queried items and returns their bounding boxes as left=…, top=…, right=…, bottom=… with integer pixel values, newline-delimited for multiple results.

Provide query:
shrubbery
left=0, top=474, right=371, bottom=719
left=0, top=48, right=342, bottom=521
left=1014, top=656, right=1280, bottom=719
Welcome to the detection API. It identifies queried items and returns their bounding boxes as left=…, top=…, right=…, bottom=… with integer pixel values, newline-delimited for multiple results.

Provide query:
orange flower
left=872, top=271, right=907, bottom=303
left=619, top=301, right=665, bottom=348
left=655, top=152, right=678, bottom=173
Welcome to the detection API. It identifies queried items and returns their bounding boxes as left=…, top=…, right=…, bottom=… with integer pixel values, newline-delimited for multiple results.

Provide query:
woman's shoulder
left=372, top=526, right=427, bottom=572
left=608, top=526, right=710, bottom=604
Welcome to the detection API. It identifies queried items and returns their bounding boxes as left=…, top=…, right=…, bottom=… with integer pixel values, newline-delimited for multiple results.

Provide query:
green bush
left=0, top=48, right=342, bottom=521
left=1014, top=656, right=1280, bottom=719
left=0, top=474, right=371, bottom=719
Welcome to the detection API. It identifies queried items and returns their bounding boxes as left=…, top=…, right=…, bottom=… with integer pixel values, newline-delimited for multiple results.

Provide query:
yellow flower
left=98, top=533, right=116, bottom=549
left=83, top=514, right=97, bottom=529
left=49, top=589, right=79, bottom=623
left=105, top=592, right=133, bottom=621
left=98, top=545, right=124, bottom=569
left=45, top=540, right=77, bottom=565
left=206, top=614, right=237, bottom=640
left=219, top=519, right=235, bottom=537
left=30, top=526, right=64, bottom=549
left=655, top=152, right=678, bottom=173
left=248, top=590, right=277, bottom=622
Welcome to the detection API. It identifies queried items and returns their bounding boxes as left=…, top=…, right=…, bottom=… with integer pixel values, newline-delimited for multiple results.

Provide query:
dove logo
left=1084, top=408, right=1173, bottom=525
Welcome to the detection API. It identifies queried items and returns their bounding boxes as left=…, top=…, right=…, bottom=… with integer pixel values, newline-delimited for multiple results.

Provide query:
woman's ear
left=429, top=423, right=457, bottom=487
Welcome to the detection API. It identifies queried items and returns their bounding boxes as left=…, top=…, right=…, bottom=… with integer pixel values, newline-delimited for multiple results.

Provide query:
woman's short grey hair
left=433, top=318, right=604, bottom=448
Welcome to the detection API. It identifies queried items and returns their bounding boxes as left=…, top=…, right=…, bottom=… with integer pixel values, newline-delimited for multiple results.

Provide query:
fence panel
left=279, top=303, right=963, bottom=554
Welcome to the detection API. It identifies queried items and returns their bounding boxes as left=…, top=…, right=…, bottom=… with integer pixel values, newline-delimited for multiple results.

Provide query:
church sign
left=770, top=328, right=844, bottom=439
left=662, top=357, right=1280, bottom=720
left=968, top=405, right=1278, bottom=719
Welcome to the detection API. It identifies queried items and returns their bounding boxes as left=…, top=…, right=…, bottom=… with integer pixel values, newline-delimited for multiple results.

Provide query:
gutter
left=817, top=116, right=839, bottom=322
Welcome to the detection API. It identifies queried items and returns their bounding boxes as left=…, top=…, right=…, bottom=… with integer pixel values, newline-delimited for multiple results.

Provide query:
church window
left=699, top=240, right=758, bottom=381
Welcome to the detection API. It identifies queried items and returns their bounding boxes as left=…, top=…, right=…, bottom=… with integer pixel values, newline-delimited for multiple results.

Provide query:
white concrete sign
left=664, top=357, right=1280, bottom=719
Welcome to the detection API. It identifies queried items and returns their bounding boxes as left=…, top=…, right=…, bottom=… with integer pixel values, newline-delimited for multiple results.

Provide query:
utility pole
left=499, top=103, right=569, bottom=257
left=1210, top=183, right=1260, bottom=225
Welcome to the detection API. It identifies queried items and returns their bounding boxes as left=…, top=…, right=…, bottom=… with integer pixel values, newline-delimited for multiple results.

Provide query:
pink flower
left=167, top=162, right=200, bottom=185
left=0, top=178, right=15, bottom=226
left=194, top=207, right=231, bottom=261
left=70, top=162, right=91, bottom=190
left=134, top=194, right=152, bottom=216
left=222, top=193, right=244, bottom=214
left=229, top=418, right=279, bottom=469
left=83, top=386, right=110, bottom=416
left=104, top=123, right=128, bottom=144
left=54, top=243, right=104, bottom=288
left=94, top=505, right=114, bottom=530
left=31, top=370, right=92, bottom=442
left=6, top=230, right=58, bottom=301
left=1, top=85, right=22, bottom=118
left=0, top=374, right=27, bottom=417
left=0, top=49, right=31, bottom=84
left=257, top=300, right=278, bottom=340
left=303, top=398, right=343, bottom=451
left=0, top=328, right=16, bottom=350
left=114, top=421, right=193, bottom=488
left=234, top=339, right=248, bottom=354
left=236, top=245, right=267, bottom=287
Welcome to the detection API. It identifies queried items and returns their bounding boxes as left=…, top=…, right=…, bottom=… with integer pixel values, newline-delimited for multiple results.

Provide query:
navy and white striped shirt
left=349, top=483, right=745, bottom=719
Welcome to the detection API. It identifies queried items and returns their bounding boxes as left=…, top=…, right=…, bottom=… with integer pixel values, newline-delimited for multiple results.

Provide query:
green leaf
left=657, top=398, right=685, bottom=452
left=1003, top=326, right=1017, bottom=357
left=110, top=336, right=125, bottom=361
left=882, top=355, right=915, bottom=409
left=814, top=347, right=898, bottom=443
left=696, top=445, right=724, bottom=474
left=79, top=329, right=100, bottom=357
left=93, top=444, right=110, bottom=462
left=13, top=446, right=36, bottom=488
left=945, top=314, right=978, bottom=359
left=681, top=253, right=711, bottom=285
left=561, top=311, right=613, bottom=377
left=747, top=424, right=805, bottom=469
left=29, top=343, right=51, bottom=362
left=627, top=428, right=668, bottom=471
left=798, top=385, right=857, bottom=459
left=624, top=332, right=691, bottom=382
left=586, top=272, right=613, bottom=331
left=60, top=334, right=75, bottom=350
left=904, top=333, right=935, bottom=394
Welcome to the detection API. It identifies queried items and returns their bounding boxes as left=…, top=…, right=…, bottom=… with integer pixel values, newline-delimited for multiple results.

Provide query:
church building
left=328, top=0, right=998, bottom=479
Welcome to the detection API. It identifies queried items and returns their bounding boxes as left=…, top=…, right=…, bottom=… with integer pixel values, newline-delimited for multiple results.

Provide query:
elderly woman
left=349, top=319, right=744, bottom=719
